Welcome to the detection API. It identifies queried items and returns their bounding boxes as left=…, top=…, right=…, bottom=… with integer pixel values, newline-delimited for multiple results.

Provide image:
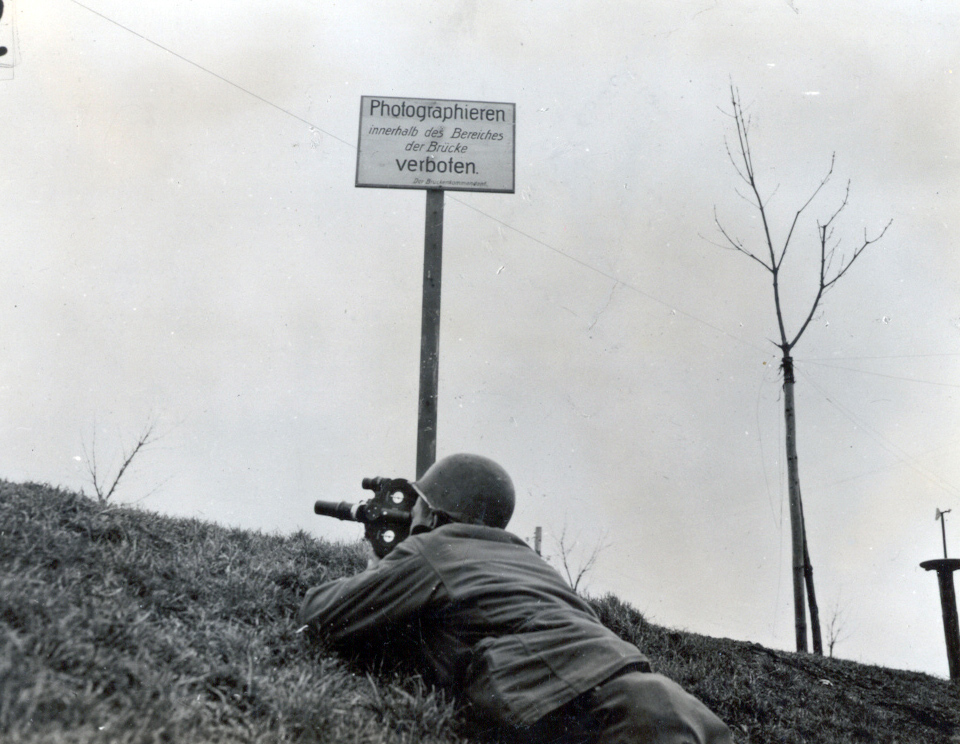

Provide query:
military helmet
left=412, top=453, right=515, bottom=528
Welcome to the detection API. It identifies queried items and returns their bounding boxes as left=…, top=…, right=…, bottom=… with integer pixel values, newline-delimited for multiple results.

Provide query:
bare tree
left=825, top=594, right=849, bottom=658
left=82, top=418, right=161, bottom=504
left=549, top=520, right=609, bottom=593
left=712, top=86, right=891, bottom=653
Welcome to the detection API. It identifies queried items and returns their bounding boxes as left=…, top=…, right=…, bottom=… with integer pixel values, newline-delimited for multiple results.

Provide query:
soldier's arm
left=297, top=539, right=442, bottom=642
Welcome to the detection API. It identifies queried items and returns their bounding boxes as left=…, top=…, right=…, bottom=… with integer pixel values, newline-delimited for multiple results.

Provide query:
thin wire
left=449, top=196, right=773, bottom=355
left=797, top=365, right=960, bottom=498
left=66, top=0, right=959, bottom=470
left=68, top=0, right=773, bottom=358
left=797, top=359, right=960, bottom=389
left=800, top=353, right=960, bottom=361
left=754, top=364, right=780, bottom=529
left=802, top=429, right=960, bottom=491
left=66, top=0, right=355, bottom=149
left=811, top=441, right=960, bottom=491
left=773, top=377, right=784, bottom=640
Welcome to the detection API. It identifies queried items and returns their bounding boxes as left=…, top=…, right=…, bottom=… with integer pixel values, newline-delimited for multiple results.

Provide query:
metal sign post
left=355, top=96, right=515, bottom=478
left=417, top=189, right=444, bottom=478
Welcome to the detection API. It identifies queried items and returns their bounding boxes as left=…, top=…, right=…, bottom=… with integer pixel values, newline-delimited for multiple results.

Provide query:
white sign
left=356, top=96, right=515, bottom=193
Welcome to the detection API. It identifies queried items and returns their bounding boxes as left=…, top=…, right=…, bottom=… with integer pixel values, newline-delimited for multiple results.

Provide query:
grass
left=0, top=481, right=957, bottom=743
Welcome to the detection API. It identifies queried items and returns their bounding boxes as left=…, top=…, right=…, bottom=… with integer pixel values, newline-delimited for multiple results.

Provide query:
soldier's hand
left=364, top=543, right=381, bottom=570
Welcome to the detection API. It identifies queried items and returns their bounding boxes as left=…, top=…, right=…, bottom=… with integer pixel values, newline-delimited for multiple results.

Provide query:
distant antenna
left=937, top=509, right=952, bottom=560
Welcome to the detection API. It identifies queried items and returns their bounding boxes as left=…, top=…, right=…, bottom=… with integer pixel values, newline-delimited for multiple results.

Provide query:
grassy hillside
left=0, top=481, right=956, bottom=743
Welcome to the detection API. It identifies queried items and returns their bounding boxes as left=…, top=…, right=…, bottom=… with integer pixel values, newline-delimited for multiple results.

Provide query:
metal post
left=416, top=189, right=444, bottom=479
left=921, top=559, right=960, bottom=681
left=939, top=509, right=952, bottom=559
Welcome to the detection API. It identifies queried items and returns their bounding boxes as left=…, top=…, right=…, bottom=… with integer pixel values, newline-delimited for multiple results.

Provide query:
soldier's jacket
left=298, top=523, right=650, bottom=727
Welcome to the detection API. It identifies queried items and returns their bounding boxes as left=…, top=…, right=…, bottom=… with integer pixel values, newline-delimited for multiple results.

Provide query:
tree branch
left=717, top=85, right=891, bottom=352
left=552, top=521, right=609, bottom=593
left=824, top=218, right=892, bottom=291
left=727, top=85, right=789, bottom=345
left=778, top=154, right=835, bottom=272
left=81, top=427, right=103, bottom=500
left=83, top=418, right=162, bottom=503
left=723, top=136, right=752, bottom=189
left=713, top=207, right=772, bottom=271
left=789, top=184, right=891, bottom=348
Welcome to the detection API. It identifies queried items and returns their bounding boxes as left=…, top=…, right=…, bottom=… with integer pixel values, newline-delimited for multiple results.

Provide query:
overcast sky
left=2, top=0, right=959, bottom=678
